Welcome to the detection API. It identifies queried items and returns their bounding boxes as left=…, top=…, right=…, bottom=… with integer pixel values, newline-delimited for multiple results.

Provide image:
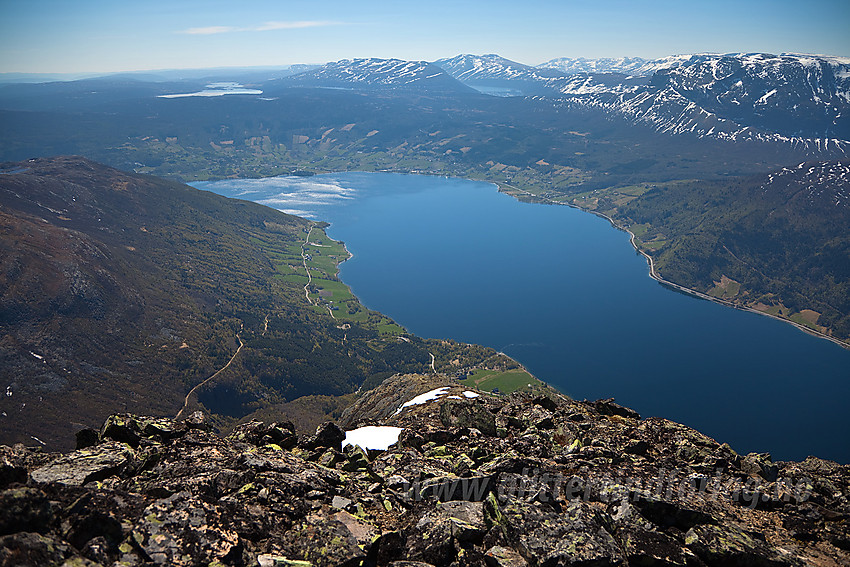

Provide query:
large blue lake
left=194, top=173, right=850, bottom=463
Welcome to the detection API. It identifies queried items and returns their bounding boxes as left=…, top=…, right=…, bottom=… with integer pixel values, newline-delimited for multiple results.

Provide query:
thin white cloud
left=179, top=21, right=340, bottom=35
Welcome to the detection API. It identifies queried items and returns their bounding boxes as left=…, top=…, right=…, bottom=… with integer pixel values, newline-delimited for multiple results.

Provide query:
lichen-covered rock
left=0, top=487, right=52, bottom=536
left=444, top=500, right=487, bottom=543
left=341, top=443, right=370, bottom=472
left=0, top=444, right=50, bottom=489
left=589, top=398, right=641, bottom=420
left=685, top=523, right=802, bottom=566
left=100, top=414, right=144, bottom=447
left=619, top=526, right=695, bottom=566
left=627, top=490, right=714, bottom=530
left=227, top=420, right=298, bottom=450
left=484, top=545, right=528, bottom=567
left=741, top=452, right=780, bottom=482
left=257, top=556, right=313, bottom=567
left=0, top=532, right=71, bottom=566
left=440, top=399, right=497, bottom=436
left=501, top=500, right=625, bottom=566
left=30, top=441, right=134, bottom=486
left=280, top=512, right=366, bottom=567
left=0, top=379, right=847, bottom=567
left=300, top=421, right=345, bottom=452
left=131, top=490, right=241, bottom=565
left=406, top=501, right=487, bottom=564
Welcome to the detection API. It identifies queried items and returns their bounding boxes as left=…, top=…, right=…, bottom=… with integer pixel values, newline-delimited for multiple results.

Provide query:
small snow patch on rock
left=343, top=426, right=404, bottom=451
left=394, top=386, right=450, bottom=415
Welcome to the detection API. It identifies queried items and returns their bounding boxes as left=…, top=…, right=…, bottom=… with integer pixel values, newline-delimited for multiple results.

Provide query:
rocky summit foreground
left=0, top=375, right=848, bottom=566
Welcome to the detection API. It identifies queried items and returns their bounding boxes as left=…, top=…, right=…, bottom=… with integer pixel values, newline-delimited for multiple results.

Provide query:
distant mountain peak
left=277, top=57, right=474, bottom=94
left=435, top=54, right=535, bottom=79
left=433, top=54, right=568, bottom=97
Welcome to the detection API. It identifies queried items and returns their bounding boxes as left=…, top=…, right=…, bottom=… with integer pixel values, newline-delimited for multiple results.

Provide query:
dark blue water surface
left=193, top=173, right=850, bottom=463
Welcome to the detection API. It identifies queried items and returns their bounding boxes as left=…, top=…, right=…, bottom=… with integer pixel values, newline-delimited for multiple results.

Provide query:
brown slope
left=0, top=156, right=314, bottom=449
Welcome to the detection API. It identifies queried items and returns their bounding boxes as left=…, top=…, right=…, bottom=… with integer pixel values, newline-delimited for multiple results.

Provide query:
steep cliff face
left=1, top=374, right=847, bottom=566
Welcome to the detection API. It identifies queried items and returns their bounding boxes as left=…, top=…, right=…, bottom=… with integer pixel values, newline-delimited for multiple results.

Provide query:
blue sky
left=2, top=0, right=849, bottom=74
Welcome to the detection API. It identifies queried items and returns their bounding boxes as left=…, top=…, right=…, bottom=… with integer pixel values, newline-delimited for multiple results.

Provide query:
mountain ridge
left=271, top=58, right=476, bottom=94
left=437, top=52, right=850, bottom=148
left=537, top=55, right=657, bottom=76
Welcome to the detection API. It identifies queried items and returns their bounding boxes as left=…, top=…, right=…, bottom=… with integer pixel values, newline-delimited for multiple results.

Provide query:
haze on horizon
left=1, top=0, right=849, bottom=76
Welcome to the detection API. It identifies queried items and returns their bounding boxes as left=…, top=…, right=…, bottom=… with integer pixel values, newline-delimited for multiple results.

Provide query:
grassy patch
left=310, top=278, right=355, bottom=302
left=378, top=321, right=406, bottom=335
left=462, top=368, right=544, bottom=394
left=790, top=310, right=823, bottom=331
left=615, top=184, right=653, bottom=197
left=276, top=273, right=309, bottom=285
left=640, top=239, right=667, bottom=251
left=708, top=275, right=741, bottom=299
left=629, top=223, right=650, bottom=238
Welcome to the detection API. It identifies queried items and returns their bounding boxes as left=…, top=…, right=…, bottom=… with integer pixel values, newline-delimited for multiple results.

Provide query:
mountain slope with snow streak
left=273, top=58, right=475, bottom=94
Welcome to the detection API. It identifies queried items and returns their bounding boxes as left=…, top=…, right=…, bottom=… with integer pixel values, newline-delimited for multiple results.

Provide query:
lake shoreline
left=324, top=217, right=540, bottom=385
left=495, top=181, right=850, bottom=352
left=198, top=167, right=850, bottom=350
left=195, top=170, right=850, bottom=462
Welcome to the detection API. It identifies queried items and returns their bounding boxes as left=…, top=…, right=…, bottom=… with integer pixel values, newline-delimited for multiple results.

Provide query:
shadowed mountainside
left=0, top=157, right=517, bottom=450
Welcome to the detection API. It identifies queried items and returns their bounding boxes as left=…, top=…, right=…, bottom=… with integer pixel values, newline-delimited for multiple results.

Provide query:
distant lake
left=158, top=82, right=262, bottom=98
left=193, top=173, right=850, bottom=463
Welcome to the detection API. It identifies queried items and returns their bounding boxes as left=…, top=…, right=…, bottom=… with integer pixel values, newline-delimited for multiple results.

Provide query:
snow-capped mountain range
left=535, top=55, right=697, bottom=77
left=435, top=54, right=545, bottom=82
left=274, top=52, right=850, bottom=153
left=434, top=52, right=850, bottom=150
left=646, top=53, right=850, bottom=139
left=431, top=54, right=567, bottom=96
left=433, top=53, right=651, bottom=97
left=558, top=53, right=850, bottom=150
left=538, top=56, right=649, bottom=76
left=272, top=58, right=473, bottom=94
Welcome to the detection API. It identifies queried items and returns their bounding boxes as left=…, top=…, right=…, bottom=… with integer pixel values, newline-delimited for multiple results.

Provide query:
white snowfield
left=393, top=386, right=450, bottom=415
left=343, top=426, right=404, bottom=451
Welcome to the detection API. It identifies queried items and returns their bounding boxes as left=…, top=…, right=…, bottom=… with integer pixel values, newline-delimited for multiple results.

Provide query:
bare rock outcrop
left=0, top=376, right=847, bottom=566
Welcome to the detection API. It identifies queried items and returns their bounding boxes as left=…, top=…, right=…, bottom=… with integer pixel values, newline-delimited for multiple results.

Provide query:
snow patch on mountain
left=761, top=161, right=850, bottom=208
left=435, top=54, right=538, bottom=81
left=281, top=58, right=470, bottom=93
left=537, top=55, right=695, bottom=77
left=539, top=53, right=850, bottom=154
left=537, top=56, right=650, bottom=76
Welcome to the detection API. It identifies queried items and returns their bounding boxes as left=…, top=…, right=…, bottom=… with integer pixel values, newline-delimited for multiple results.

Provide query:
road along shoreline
left=496, top=182, right=850, bottom=351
